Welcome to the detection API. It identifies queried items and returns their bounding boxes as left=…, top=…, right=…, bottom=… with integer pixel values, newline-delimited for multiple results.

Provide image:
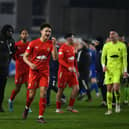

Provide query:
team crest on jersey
left=118, top=48, right=121, bottom=51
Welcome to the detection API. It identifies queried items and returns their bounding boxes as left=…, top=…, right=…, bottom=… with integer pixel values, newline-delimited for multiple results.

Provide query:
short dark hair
left=64, top=33, right=74, bottom=39
left=40, top=23, right=52, bottom=31
left=19, top=28, right=29, bottom=34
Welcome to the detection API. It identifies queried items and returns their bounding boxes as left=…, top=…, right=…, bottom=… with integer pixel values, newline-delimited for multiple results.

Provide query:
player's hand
left=29, top=63, right=37, bottom=70
left=68, top=67, right=73, bottom=72
left=123, top=72, right=128, bottom=78
left=68, top=67, right=75, bottom=72
left=103, top=66, right=108, bottom=72
left=52, top=37, right=56, bottom=46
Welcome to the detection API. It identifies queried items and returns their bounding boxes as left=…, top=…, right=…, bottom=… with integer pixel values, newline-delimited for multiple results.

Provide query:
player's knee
left=76, top=86, right=79, bottom=93
left=73, top=85, right=79, bottom=93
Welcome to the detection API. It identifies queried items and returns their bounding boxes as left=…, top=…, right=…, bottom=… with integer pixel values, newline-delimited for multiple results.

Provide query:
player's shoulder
left=30, top=38, right=39, bottom=43
left=103, top=42, right=112, bottom=48
left=29, top=38, right=40, bottom=46
left=59, top=43, right=66, bottom=49
left=15, top=40, right=21, bottom=45
left=118, top=41, right=126, bottom=47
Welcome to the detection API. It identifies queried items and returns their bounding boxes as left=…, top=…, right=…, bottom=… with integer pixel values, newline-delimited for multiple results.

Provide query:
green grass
left=0, top=77, right=129, bottom=129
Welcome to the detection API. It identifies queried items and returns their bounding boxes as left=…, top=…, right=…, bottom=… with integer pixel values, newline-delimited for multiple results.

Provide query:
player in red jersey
left=8, top=29, right=29, bottom=112
left=22, top=23, right=57, bottom=123
left=56, top=33, right=79, bottom=113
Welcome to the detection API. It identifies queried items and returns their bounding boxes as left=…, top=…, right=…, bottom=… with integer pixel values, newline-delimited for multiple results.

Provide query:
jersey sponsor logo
left=36, top=55, right=47, bottom=60
left=68, top=56, right=74, bottom=60
left=59, top=52, right=63, bottom=55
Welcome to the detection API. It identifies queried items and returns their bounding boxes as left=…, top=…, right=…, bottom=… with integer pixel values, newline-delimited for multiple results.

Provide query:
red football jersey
left=15, top=40, right=29, bottom=74
left=58, top=43, right=75, bottom=71
left=26, top=38, right=53, bottom=71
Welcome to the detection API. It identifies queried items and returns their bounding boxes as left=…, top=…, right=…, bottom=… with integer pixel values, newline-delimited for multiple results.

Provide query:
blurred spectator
left=77, top=39, right=92, bottom=101
left=89, top=42, right=99, bottom=97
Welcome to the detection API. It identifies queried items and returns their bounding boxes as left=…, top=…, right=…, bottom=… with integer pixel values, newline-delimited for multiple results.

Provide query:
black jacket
left=0, top=33, right=15, bottom=76
left=77, top=47, right=90, bottom=79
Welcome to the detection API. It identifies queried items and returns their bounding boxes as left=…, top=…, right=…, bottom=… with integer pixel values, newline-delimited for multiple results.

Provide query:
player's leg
left=67, top=84, right=79, bottom=113
left=90, top=78, right=99, bottom=96
left=23, top=89, right=36, bottom=119
left=51, top=77, right=66, bottom=104
left=113, top=70, right=121, bottom=113
left=0, top=75, right=7, bottom=112
left=24, top=82, right=32, bottom=113
left=124, top=84, right=129, bottom=104
left=56, top=87, right=65, bottom=113
left=37, top=86, right=48, bottom=123
left=97, top=71, right=107, bottom=106
left=77, top=78, right=86, bottom=100
left=67, top=72, right=79, bottom=112
left=104, top=70, right=113, bottom=115
left=8, top=83, right=22, bottom=112
left=37, top=74, right=50, bottom=123
left=105, top=84, right=113, bottom=115
left=114, top=83, right=120, bottom=113
left=82, top=79, right=92, bottom=101
left=122, top=78, right=129, bottom=104
left=56, top=70, right=66, bottom=113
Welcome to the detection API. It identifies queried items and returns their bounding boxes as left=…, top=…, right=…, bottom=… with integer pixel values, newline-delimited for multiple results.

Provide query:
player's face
left=109, top=31, right=118, bottom=41
left=20, top=30, right=29, bottom=41
left=40, top=27, right=52, bottom=40
left=67, top=35, right=74, bottom=44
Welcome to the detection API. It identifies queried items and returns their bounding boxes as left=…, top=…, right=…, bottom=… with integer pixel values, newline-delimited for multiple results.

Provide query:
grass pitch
left=0, top=77, right=129, bottom=129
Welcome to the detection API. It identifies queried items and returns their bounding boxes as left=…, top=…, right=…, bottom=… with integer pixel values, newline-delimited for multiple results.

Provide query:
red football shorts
left=28, top=69, right=49, bottom=89
left=15, top=72, right=28, bottom=84
left=58, top=70, right=79, bottom=88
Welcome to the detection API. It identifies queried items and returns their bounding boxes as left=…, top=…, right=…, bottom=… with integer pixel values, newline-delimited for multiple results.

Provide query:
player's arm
left=23, top=52, right=37, bottom=70
left=58, top=47, right=71, bottom=69
left=101, top=44, right=107, bottom=72
left=23, top=43, right=37, bottom=70
left=51, top=37, right=58, bottom=60
left=122, top=44, right=128, bottom=76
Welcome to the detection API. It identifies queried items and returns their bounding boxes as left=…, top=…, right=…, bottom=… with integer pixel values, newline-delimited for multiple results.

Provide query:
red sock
left=39, top=98, right=47, bottom=116
left=56, top=101, right=61, bottom=109
left=10, top=90, right=16, bottom=101
left=69, top=98, right=75, bottom=107
left=26, top=95, right=33, bottom=108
